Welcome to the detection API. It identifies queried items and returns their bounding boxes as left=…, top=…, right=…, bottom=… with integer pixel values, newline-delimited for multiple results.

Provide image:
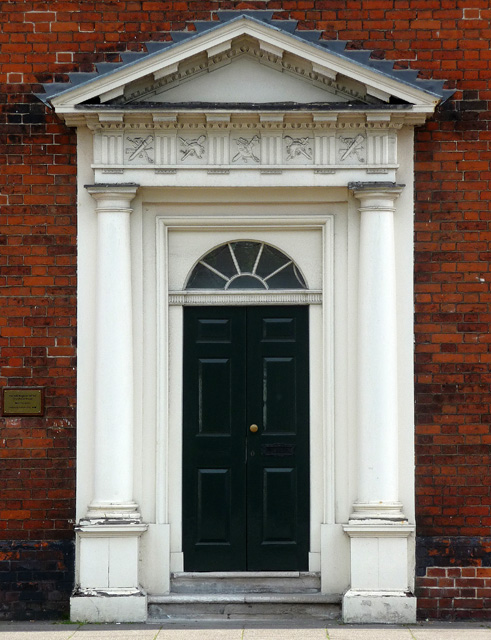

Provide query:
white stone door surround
left=41, top=12, right=450, bottom=623
left=71, top=174, right=417, bottom=624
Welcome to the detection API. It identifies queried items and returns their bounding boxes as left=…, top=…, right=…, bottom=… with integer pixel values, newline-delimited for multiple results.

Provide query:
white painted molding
left=84, top=504, right=142, bottom=520
left=322, top=215, right=336, bottom=526
left=156, top=215, right=332, bottom=579
left=343, top=524, right=415, bottom=537
left=77, top=524, right=148, bottom=537
left=169, top=290, right=322, bottom=305
left=350, top=501, right=406, bottom=520
left=156, top=217, right=169, bottom=525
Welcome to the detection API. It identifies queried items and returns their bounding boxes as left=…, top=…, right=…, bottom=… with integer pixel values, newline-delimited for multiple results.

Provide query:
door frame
left=146, top=193, right=345, bottom=578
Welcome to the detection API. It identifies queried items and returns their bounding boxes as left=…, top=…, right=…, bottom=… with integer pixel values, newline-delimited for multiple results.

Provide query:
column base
left=350, top=501, right=406, bottom=521
left=343, top=590, right=416, bottom=624
left=71, top=590, right=147, bottom=623
left=85, top=500, right=141, bottom=521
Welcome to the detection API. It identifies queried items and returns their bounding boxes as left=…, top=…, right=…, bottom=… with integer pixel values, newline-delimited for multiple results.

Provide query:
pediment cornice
left=41, top=11, right=454, bottom=188
left=40, top=11, right=453, bottom=117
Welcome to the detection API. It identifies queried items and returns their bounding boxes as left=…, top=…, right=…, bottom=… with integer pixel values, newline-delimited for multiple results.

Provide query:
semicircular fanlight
left=185, top=241, right=307, bottom=290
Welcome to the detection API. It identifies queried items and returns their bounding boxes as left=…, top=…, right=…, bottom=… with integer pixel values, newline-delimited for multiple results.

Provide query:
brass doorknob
left=249, top=424, right=259, bottom=433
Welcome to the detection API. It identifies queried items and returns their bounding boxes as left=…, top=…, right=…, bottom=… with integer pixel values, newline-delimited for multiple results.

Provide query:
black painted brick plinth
left=416, top=536, right=491, bottom=576
left=0, top=540, right=74, bottom=620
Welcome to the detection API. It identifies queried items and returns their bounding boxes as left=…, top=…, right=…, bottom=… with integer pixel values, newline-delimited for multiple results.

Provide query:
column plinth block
left=342, top=522, right=415, bottom=623
left=343, top=590, right=416, bottom=624
left=72, top=520, right=148, bottom=622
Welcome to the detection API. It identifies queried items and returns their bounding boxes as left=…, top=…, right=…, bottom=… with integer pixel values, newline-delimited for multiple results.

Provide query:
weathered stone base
left=342, top=590, right=417, bottom=624
left=70, top=592, right=147, bottom=623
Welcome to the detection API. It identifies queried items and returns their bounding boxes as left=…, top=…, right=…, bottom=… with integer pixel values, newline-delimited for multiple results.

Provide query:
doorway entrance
left=182, top=306, right=310, bottom=571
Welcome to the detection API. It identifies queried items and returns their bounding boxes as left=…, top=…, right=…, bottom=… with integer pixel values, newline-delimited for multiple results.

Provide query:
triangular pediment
left=119, top=34, right=374, bottom=106
left=43, top=12, right=452, bottom=116
left=124, top=48, right=357, bottom=106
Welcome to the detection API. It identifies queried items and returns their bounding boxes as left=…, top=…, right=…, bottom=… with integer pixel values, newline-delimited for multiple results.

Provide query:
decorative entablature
left=40, top=11, right=453, bottom=186
left=68, top=110, right=412, bottom=180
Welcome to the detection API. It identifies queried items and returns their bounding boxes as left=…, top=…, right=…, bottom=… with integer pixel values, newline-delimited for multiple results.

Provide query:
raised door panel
left=196, top=469, right=232, bottom=543
left=262, top=357, right=297, bottom=434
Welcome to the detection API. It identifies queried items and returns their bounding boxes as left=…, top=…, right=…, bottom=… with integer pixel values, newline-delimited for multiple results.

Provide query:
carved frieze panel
left=284, top=135, right=313, bottom=164
left=337, top=133, right=366, bottom=164
left=231, top=134, right=261, bottom=164
left=125, top=134, right=155, bottom=164
left=178, top=134, right=208, bottom=164
left=93, top=121, right=399, bottom=171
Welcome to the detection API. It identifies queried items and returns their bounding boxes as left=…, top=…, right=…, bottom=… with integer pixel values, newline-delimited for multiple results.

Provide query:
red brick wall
left=1, top=0, right=79, bottom=618
left=1, top=0, right=490, bottom=620
left=418, top=567, right=491, bottom=621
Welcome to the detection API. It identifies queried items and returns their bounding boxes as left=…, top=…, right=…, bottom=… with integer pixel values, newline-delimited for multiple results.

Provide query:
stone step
left=170, top=571, right=321, bottom=594
left=148, top=592, right=341, bottom=621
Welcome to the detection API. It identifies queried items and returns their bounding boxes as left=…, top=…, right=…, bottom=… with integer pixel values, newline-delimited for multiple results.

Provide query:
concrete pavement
left=1, top=621, right=491, bottom=640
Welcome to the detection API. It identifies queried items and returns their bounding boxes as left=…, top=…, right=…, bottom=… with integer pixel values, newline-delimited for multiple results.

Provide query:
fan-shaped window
left=186, top=241, right=307, bottom=290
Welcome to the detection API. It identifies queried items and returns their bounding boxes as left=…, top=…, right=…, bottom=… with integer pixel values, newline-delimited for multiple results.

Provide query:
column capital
left=85, top=183, right=139, bottom=208
left=349, top=181, right=405, bottom=194
left=349, top=182, right=404, bottom=209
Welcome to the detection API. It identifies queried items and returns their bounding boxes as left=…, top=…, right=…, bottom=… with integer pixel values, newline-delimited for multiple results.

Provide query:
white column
left=86, top=184, right=140, bottom=518
left=71, top=184, right=148, bottom=624
left=342, top=183, right=416, bottom=624
left=352, top=183, right=404, bottom=520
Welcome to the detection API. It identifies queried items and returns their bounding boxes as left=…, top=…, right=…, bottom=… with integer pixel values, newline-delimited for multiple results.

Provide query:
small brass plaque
left=2, top=388, right=44, bottom=416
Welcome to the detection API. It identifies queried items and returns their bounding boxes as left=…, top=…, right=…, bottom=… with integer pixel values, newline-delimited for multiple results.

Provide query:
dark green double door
left=183, top=306, right=309, bottom=571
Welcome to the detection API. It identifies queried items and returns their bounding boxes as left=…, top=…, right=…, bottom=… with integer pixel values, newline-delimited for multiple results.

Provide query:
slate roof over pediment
left=38, top=11, right=454, bottom=108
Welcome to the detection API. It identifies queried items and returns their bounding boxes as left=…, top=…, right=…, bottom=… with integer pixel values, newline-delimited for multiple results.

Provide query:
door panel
left=262, top=467, right=297, bottom=541
left=246, top=306, right=309, bottom=571
left=198, top=358, right=232, bottom=435
left=183, top=307, right=246, bottom=571
left=183, top=306, right=309, bottom=571
left=261, top=357, right=296, bottom=433
left=196, top=469, right=231, bottom=543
